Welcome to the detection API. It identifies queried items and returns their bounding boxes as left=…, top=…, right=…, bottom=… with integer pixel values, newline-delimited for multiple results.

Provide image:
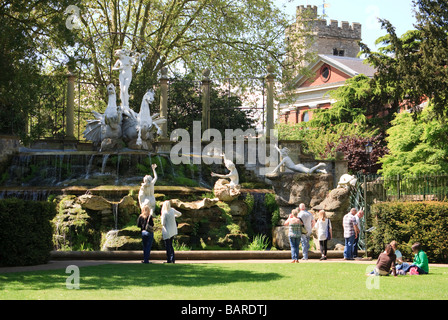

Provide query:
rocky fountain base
left=267, top=172, right=351, bottom=250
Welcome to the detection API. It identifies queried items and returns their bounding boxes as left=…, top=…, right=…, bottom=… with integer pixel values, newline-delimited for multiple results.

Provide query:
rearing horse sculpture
left=121, top=89, right=166, bottom=150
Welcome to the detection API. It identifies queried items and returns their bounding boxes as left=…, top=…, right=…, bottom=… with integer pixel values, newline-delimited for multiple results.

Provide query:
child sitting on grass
left=408, top=242, right=429, bottom=275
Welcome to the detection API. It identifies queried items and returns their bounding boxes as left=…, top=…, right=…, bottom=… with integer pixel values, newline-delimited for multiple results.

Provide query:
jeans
left=142, top=230, right=154, bottom=263
left=353, top=236, right=359, bottom=257
left=289, top=237, right=300, bottom=261
left=164, top=236, right=175, bottom=263
left=301, top=234, right=310, bottom=259
left=344, top=235, right=356, bottom=259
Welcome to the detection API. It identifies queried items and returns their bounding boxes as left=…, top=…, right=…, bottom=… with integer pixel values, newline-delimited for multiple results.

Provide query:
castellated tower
left=290, top=5, right=362, bottom=58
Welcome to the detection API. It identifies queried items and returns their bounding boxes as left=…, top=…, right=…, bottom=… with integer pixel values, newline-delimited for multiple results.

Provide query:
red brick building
left=279, top=5, right=376, bottom=124
left=279, top=54, right=376, bottom=124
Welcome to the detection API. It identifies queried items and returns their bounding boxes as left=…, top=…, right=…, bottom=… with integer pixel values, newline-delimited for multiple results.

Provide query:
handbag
left=326, top=219, right=332, bottom=240
left=145, top=216, right=154, bottom=233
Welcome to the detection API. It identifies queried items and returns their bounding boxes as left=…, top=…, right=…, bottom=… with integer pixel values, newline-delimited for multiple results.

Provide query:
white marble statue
left=121, top=89, right=166, bottom=150
left=138, top=164, right=158, bottom=215
left=83, top=83, right=122, bottom=151
left=337, top=174, right=357, bottom=188
left=211, top=152, right=241, bottom=201
left=84, top=50, right=165, bottom=151
left=211, top=152, right=239, bottom=188
left=112, top=49, right=141, bottom=111
left=270, top=144, right=327, bottom=174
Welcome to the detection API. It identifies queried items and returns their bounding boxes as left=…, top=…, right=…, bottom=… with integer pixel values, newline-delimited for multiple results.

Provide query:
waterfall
left=85, top=154, right=95, bottom=179
left=248, top=192, right=271, bottom=237
left=101, top=154, right=110, bottom=174
left=156, top=155, right=165, bottom=176
left=112, top=202, right=119, bottom=230
left=115, top=155, right=122, bottom=184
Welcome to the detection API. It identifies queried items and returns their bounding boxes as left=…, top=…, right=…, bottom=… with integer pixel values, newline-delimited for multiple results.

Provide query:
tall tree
left=58, top=0, right=300, bottom=88
left=360, top=0, right=448, bottom=119
left=0, top=0, right=75, bottom=140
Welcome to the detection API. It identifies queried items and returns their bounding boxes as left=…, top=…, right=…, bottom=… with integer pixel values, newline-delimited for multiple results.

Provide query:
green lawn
left=1, top=262, right=447, bottom=300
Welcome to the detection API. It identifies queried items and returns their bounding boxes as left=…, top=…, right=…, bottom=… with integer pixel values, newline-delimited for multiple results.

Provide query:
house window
left=320, top=65, right=331, bottom=82
left=302, top=111, right=310, bottom=123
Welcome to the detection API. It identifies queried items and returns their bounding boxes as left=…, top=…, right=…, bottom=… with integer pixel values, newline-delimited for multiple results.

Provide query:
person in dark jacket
left=137, top=203, right=154, bottom=263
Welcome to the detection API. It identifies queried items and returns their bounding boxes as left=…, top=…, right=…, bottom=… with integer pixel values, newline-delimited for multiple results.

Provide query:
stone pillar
left=265, top=65, right=275, bottom=139
left=201, top=68, right=211, bottom=140
left=159, top=67, right=169, bottom=138
left=66, top=70, right=76, bottom=140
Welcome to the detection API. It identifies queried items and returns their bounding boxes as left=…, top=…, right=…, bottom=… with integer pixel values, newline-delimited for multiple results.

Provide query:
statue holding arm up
left=138, top=164, right=158, bottom=216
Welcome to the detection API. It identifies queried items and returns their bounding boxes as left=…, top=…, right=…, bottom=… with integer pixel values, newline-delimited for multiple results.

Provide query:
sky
left=278, top=0, right=417, bottom=51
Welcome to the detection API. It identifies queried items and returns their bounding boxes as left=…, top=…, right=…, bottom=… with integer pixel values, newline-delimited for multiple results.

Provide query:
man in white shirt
left=297, top=203, right=315, bottom=260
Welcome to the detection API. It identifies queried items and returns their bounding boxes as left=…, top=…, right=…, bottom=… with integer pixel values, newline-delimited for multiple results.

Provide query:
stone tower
left=291, top=5, right=362, bottom=58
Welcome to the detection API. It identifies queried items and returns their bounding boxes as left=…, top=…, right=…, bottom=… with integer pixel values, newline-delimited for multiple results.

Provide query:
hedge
left=369, top=201, right=448, bottom=263
left=0, top=198, right=57, bottom=266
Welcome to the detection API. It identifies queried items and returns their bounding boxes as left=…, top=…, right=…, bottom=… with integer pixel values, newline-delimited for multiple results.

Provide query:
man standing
left=353, top=210, right=364, bottom=258
left=298, top=203, right=315, bottom=260
left=343, top=208, right=359, bottom=260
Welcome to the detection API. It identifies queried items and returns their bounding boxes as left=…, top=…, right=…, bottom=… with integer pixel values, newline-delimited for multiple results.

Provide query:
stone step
left=51, top=250, right=366, bottom=260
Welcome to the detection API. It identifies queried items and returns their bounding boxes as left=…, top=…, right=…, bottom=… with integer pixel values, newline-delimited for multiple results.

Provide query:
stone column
left=159, top=67, right=169, bottom=139
left=201, top=68, right=211, bottom=140
left=265, top=65, right=275, bottom=139
left=65, top=70, right=76, bottom=140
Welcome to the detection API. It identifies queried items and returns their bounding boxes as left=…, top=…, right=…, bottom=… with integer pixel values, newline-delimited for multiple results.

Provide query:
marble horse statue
left=121, top=89, right=166, bottom=150
left=83, top=49, right=166, bottom=151
left=83, top=83, right=123, bottom=151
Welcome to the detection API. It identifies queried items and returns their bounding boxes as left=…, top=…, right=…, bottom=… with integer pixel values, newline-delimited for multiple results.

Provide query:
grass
left=1, top=262, right=448, bottom=300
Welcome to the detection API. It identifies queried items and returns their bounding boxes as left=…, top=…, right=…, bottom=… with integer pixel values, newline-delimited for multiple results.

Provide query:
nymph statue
left=112, top=49, right=141, bottom=111
left=270, top=145, right=327, bottom=175
left=138, top=164, right=158, bottom=216
left=211, top=152, right=241, bottom=201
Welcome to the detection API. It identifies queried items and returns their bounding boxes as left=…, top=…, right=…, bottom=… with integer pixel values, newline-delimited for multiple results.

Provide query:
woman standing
left=161, top=200, right=182, bottom=264
left=284, top=209, right=303, bottom=263
left=314, top=210, right=332, bottom=260
left=137, top=204, right=154, bottom=264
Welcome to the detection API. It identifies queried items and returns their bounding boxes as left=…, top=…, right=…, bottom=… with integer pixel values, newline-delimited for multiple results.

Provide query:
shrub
left=369, top=201, right=448, bottom=263
left=0, top=198, right=57, bottom=266
left=245, top=234, right=270, bottom=251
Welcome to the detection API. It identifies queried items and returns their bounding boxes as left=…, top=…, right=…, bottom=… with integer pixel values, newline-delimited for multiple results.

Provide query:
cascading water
left=112, top=202, right=119, bottom=230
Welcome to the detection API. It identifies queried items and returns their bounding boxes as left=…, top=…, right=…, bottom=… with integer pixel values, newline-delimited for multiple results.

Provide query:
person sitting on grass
left=408, top=242, right=429, bottom=275
left=390, top=240, right=410, bottom=273
left=367, top=244, right=397, bottom=277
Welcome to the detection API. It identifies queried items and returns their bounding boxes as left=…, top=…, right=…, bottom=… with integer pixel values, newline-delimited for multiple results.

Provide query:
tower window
left=333, top=48, right=345, bottom=56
